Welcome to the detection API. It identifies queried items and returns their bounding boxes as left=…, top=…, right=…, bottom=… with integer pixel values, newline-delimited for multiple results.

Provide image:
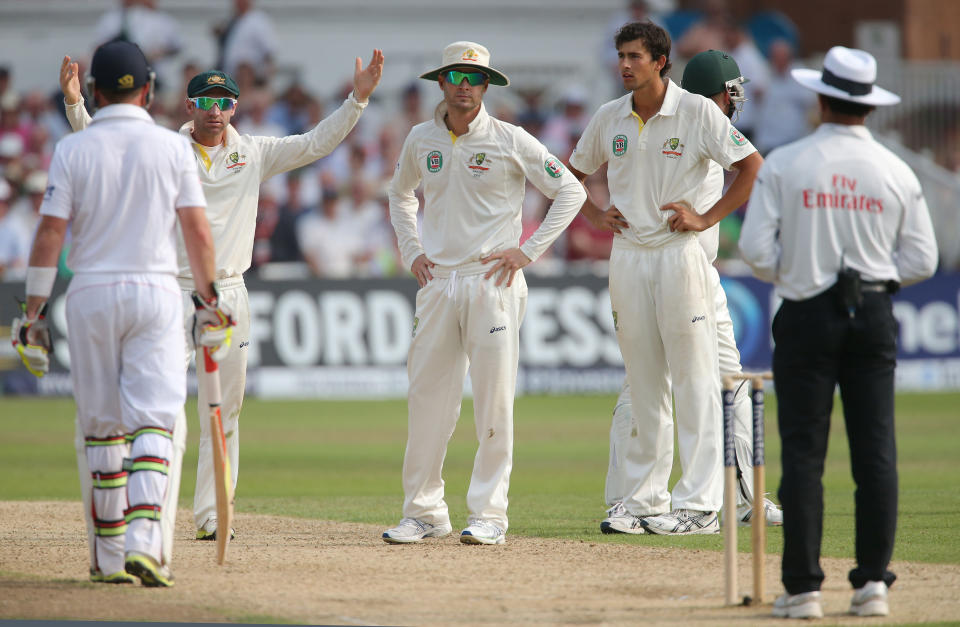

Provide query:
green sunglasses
left=444, top=70, right=488, bottom=86
left=189, top=96, right=238, bottom=111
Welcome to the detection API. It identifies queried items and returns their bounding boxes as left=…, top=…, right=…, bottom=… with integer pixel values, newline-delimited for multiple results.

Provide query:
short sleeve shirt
left=570, top=79, right=756, bottom=248
left=41, top=104, right=204, bottom=275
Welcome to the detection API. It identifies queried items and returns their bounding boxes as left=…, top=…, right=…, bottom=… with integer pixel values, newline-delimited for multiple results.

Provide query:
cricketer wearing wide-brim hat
left=739, top=45, right=937, bottom=619
left=382, top=40, right=585, bottom=546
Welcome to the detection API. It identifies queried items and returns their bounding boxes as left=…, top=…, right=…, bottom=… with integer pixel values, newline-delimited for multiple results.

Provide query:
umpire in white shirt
left=739, top=46, right=938, bottom=619
left=384, top=42, right=585, bottom=546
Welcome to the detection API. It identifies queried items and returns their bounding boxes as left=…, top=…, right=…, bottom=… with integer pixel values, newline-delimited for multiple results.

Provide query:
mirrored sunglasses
left=189, top=96, right=237, bottom=111
left=444, top=70, right=488, bottom=86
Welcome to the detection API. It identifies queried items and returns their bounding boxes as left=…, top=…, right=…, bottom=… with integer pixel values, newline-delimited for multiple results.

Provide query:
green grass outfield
left=1, top=392, right=957, bottom=564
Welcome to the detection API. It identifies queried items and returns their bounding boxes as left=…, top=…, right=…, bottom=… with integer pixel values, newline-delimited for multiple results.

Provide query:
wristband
left=26, top=266, right=57, bottom=298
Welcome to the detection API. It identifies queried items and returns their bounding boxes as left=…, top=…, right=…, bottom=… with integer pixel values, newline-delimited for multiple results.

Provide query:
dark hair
left=97, top=85, right=142, bottom=104
left=614, top=20, right=672, bottom=77
left=821, top=94, right=875, bottom=118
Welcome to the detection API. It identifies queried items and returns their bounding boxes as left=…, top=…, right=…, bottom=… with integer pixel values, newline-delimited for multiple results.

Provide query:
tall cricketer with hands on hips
left=61, top=48, right=385, bottom=541
left=11, top=41, right=233, bottom=586
left=384, top=41, right=586, bottom=546
left=592, top=48, right=782, bottom=536
left=568, top=22, right=763, bottom=535
left=739, top=46, right=937, bottom=619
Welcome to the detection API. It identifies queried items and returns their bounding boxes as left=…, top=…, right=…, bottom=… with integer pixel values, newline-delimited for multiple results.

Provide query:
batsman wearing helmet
left=12, top=40, right=230, bottom=586
left=592, top=49, right=782, bottom=535
left=568, top=22, right=763, bottom=536
left=60, top=48, right=384, bottom=542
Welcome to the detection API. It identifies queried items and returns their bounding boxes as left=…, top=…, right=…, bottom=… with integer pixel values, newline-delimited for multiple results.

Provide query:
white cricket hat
left=791, top=46, right=900, bottom=106
left=420, top=41, right=510, bottom=87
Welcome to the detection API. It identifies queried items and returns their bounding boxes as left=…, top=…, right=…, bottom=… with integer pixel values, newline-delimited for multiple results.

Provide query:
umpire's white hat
left=792, top=46, right=900, bottom=106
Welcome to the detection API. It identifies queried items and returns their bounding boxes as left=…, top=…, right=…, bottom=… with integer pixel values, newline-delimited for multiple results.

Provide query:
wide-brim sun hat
left=420, top=41, right=510, bottom=87
left=791, top=46, right=900, bottom=106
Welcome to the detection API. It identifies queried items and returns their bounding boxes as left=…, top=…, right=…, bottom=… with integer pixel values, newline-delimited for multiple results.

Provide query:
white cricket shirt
left=41, top=104, right=205, bottom=275
left=739, top=123, right=938, bottom=300
left=570, top=79, right=756, bottom=249
left=388, top=102, right=585, bottom=269
left=65, top=93, right=366, bottom=279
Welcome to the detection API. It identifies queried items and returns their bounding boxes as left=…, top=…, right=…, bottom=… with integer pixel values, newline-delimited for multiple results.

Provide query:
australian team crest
left=427, top=150, right=443, bottom=173
left=226, top=151, right=246, bottom=170
left=613, top=134, right=628, bottom=157
left=661, top=137, right=684, bottom=158
left=467, top=152, right=490, bottom=177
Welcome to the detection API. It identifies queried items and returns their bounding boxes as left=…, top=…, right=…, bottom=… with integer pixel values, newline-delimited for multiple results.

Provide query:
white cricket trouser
left=401, top=263, right=527, bottom=531
left=180, top=276, right=249, bottom=532
left=608, top=237, right=723, bottom=515
left=605, top=266, right=757, bottom=507
left=67, top=273, right=186, bottom=573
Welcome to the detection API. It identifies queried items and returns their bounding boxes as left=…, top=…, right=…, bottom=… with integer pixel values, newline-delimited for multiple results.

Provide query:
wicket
left=722, top=371, right=773, bottom=606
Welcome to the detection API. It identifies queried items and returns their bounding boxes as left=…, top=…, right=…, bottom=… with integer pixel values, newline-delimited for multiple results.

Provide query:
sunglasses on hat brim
left=443, top=70, right=489, bottom=86
left=189, top=96, right=237, bottom=111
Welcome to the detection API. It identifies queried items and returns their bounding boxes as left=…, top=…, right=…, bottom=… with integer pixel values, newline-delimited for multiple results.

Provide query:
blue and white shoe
left=600, top=502, right=648, bottom=535
left=460, top=519, right=505, bottom=545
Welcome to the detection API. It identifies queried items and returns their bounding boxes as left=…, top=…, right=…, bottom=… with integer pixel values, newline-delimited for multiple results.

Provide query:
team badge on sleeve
left=544, top=157, right=565, bottom=178
left=427, top=151, right=443, bottom=173
left=730, top=128, right=748, bottom=146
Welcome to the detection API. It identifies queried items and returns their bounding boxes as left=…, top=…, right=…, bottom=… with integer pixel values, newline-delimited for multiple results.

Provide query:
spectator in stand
left=541, top=86, right=592, bottom=159
left=216, top=0, right=278, bottom=85
left=269, top=170, right=310, bottom=264
left=11, top=169, right=47, bottom=252
left=753, top=39, right=817, bottom=155
left=93, top=0, right=183, bottom=93
left=675, top=0, right=731, bottom=60
left=268, top=82, right=318, bottom=136
left=298, top=189, right=359, bottom=278
left=0, top=178, right=27, bottom=279
left=565, top=176, right=614, bottom=264
left=252, top=191, right=278, bottom=269
left=722, top=22, right=770, bottom=139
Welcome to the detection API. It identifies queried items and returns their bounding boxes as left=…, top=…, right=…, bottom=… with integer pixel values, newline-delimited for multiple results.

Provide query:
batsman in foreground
left=590, top=49, right=781, bottom=535
left=384, top=41, right=585, bottom=545
left=12, top=41, right=232, bottom=586
left=740, top=46, right=937, bottom=618
left=61, top=48, right=385, bottom=541
left=568, top=22, right=762, bottom=536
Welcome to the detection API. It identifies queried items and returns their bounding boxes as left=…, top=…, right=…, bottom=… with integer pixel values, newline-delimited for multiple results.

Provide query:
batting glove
left=191, top=289, right=236, bottom=363
left=11, top=301, right=53, bottom=377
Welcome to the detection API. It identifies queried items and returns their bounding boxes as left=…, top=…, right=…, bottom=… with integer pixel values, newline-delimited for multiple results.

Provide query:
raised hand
left=353, top=48, right=385, bottom=103
left=60, top=55, right=82, bottom=106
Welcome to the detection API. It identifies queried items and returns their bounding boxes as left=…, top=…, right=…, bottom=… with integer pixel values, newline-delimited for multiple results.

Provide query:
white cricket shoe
left=600, top=502, right=647, bottom=535
left=849, top=581, right=889, bottom=617
left=382, top=517, right=452, bottom=544
left=738, top=497, right=784, bottom=527
left=772, top=591, right=823, bottom=619
left=460, top=519, right=505, bottom=545
left=642, top=509, right=719, bottom=535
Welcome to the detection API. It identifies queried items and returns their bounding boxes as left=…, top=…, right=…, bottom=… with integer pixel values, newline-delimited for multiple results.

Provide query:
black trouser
left=772, top=286, right=899, bottom=594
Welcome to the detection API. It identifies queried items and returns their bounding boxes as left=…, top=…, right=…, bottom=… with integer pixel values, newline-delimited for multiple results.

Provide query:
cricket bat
left=202, top=345, right=233, bottom=565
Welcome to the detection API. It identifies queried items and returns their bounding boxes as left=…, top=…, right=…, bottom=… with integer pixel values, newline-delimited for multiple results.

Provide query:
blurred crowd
left=1, top=0, right=951, bottom=281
